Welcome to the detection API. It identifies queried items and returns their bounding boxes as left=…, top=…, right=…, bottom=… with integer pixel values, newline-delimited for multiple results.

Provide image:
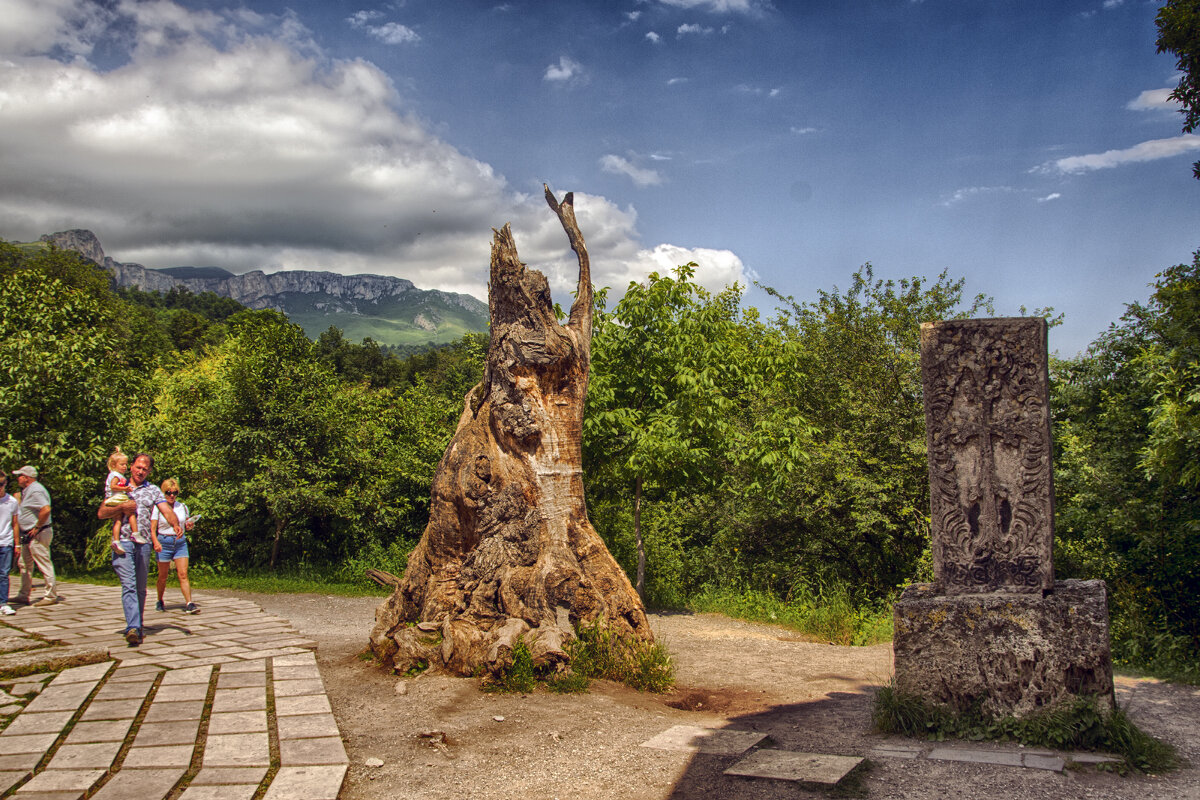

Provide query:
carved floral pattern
left=921, top=319, right=1054, bottom=594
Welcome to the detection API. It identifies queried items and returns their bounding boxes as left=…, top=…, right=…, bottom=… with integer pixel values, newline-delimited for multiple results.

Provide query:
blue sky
left=0, top=0, right=1196, bottom=355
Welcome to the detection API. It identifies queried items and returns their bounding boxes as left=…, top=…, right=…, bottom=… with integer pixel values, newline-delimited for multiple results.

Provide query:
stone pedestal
left=892, top=579, right=1114, bottom=718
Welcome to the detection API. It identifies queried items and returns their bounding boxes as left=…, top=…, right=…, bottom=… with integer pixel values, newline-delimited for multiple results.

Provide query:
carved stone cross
left=921, top=318, right=1054, bottom=594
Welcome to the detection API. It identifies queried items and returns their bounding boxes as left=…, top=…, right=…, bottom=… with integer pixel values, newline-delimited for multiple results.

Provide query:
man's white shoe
left=0, top=605, right=15, bottom=616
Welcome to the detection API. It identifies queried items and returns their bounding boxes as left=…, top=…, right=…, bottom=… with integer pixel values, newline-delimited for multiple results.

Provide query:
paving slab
left=276, top=713, right=340, bottom=740
left=2, top=711, right=74, bottom=736
left=279, top=735, right=348, bottom=766
left=724, top=750, right=864, bottom=786
left=160, top=666, right=213, bottom=685
left=218, top=660, right=266, bottom=674
left=272, top=679, right=325, bottom=697
left=88, top=768, right=184, bottom=800
left=0, top=751, right=43, bottom=771
left=0, top=771, right=25, bottom=794
left=92, top=680, right=155, bottom=700
left=1070, top=752, right=1124, bottom=765
left=154, top=683, right=210, bottom=703
left=640, top=725, right=767, bottom=756
left=190, top=766, right=269, bottom=785
left=122, top=744, right=196, bottom=769
left=203, top=733, right=270, bottom=767
left=927, top=747, right=1025, bottom=767
left=1023, top=753, right=1066, bottom=771
left=67, top=719, right=134, bottom=743
left=0, top=733, right=60, bottom=754
left=274, top=694, right=332, bottom=717
left=134, top=720, right=202, bottom=747
left=211, top=687, right=266, bottom=713
left=79, top=697, right=145, bottom=721
left=867, top=744, right=924, bottom=759
left=46, top=741, right=122, bottom=769
left=143, top=700, right=206, bottom=723
left=207, top=711, right=267, bottom=735
left=216, top=672, right=265, bottom=689
left=179, top=785, right=259, bottom=800
left=15, top=767, right=106, bottom=792
left=263, top=765, right=348, bottom=800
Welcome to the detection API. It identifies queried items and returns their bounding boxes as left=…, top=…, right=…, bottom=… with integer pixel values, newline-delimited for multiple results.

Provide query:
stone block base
left=892, top=579, right=1114, bottom=719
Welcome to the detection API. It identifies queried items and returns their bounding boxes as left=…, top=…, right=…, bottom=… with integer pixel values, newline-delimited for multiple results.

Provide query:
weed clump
left=872, top=682, right=1179, bottom=774
left=482, top=619, right=676, bottom=695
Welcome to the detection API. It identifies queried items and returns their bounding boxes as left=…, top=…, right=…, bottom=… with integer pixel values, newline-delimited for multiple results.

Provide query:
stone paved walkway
left=0, top=581, right=348, bottom=799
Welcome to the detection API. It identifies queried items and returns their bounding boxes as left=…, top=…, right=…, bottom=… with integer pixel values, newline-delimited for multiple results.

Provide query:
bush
left=872, top=682, right=1179, bottom=774
left=687, top=583, right=893, bottom=646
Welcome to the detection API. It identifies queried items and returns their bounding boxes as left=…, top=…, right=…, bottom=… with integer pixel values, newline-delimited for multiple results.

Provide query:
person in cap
left=13, top=466, right=56, bottom=606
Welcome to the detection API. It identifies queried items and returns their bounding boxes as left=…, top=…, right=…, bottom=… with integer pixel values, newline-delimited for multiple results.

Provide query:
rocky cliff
left=37, top=230, right=488, bottom=346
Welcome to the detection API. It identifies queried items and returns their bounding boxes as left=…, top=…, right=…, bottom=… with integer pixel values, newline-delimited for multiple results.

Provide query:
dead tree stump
left=370, top=187, right=652, bottom=676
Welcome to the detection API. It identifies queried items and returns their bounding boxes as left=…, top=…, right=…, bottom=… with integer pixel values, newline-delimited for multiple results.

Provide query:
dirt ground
left=215, top=591, right=1200, bottom=800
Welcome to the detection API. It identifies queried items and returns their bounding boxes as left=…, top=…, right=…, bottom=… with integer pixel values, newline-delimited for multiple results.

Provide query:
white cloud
left=735, top=84, right=781, bottom=97
left=667, top=77, right=688, bottom=85
left=600, top=154, right=664, bottom=187
left=646, top=31, right=661, bottom=43
left=1102, top=0, right=1124, bottom=8
left=790, top=126, right=818, bottom=135
left=347, top=11, right=420, bottom=44
left=677, top=23, right=714, bottom=36
left=0, top=0, right=745, bottom=306
left=544, top=55, right=583, bottom=82
left=626, top=11, right=643, bottom=21
left=1127, top=86, right=1181, bottom=112
left=1044, top=134, right=1200, bottom=173
left=656, top=0, right=769, bottom=14
left=1036, top=193, right=1062, bottom=203
left=938, top=186, right=1014, bottom=207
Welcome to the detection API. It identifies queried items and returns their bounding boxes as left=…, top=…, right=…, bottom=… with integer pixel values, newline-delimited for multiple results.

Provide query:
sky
left=1, top=0, right=1197, bottom=356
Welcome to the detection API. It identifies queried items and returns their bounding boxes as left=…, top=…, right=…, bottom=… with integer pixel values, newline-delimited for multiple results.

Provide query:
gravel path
left=217, top=590, right=1200, bottom=800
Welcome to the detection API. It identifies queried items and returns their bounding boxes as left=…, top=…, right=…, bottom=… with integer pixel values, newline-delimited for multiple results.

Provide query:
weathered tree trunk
left=370, top=187, right=652, bottom=676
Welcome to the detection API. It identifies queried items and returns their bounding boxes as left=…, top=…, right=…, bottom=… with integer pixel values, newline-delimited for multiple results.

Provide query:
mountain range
left=33, top=229, right=489, bottom=348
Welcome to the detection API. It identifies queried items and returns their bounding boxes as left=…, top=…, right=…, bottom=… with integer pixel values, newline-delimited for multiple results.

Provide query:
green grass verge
left=687, top=585, right=893, bottom=646
left=872, top=682, right=1179, bottom=774
left=57, top=566, right=390, bottom=597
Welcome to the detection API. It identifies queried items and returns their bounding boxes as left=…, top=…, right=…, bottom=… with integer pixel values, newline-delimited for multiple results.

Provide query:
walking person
left=98, top=453, right=182, bottom=645
left=0, top=471, right=17, bottom=616
left=151, top=478, right=198, bottom=614
left=13, top=466, right=56, bottom=606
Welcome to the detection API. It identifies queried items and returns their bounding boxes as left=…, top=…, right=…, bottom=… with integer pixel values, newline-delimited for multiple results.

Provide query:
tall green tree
left=1156, top=0, right=1200, bottom=178
left=585, top=266, right=748, bottom=598
left=0, top=242, right=149, bottom=559
left=1054, top=251, right=1200, bottom=671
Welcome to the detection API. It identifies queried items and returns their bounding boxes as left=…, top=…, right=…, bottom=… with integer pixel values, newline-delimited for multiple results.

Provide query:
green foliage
left=1053, top=251, right=1200, bottom=676
left=1156, top=0, right=1200, bottom=178
left=483, top=637, right=537, bottom=694
left=872, top=684, right=1178, bottom=774
left=687, top=584, right=893, bottom=646
left=566, top=619, right=676, bottom=693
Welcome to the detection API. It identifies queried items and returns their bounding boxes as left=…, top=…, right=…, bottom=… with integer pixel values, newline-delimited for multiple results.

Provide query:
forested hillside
left=1, top=239, right=1196, bottom=679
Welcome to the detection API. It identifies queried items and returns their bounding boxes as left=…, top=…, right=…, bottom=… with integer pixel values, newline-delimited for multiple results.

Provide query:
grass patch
left=872, top=682, right=1179, bottom=774
left=687, top=585, right=893, bottom=646
left=482, top=638, right=536, bottom=694
left=484, top=619, right=676, bottom=695
left=57, top=566, right=391, bottom=597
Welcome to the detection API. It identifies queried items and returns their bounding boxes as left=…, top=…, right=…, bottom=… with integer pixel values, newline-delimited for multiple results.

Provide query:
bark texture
left=370, top=187, right=651, bottom=676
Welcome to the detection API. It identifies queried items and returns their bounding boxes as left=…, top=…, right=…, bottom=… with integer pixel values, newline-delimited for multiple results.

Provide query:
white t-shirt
left=105, top=469, right=129, bottom=499
left=150, top=499, right=189, bottom=536
left=0, top=494, right=17, bottom=547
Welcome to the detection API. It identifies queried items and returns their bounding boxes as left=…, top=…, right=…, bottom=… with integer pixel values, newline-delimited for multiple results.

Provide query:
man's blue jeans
left=0, top=545, right=12, bottom=605
left=112, top=542, right=150, bottom=633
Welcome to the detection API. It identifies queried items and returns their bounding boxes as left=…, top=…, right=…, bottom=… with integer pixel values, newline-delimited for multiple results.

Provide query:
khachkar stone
left=921, top=317, right=1054, bottom=595
left=893, top=317, right=1114, bottom=719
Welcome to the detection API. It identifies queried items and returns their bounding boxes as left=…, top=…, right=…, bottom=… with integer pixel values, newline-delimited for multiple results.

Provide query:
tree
left=370, top=188, right=651, bottom=677
left=0, top=242, right=147, bottom=559
left=1156, top=0, right=1200, bottom=178
left=585, top=266, right=746, bottom=598
left=1053, top=251, right=1200, bottom=669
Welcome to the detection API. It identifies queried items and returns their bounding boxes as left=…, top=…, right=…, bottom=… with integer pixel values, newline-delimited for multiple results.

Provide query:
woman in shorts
left=150, top=478, right=198, bottom=614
